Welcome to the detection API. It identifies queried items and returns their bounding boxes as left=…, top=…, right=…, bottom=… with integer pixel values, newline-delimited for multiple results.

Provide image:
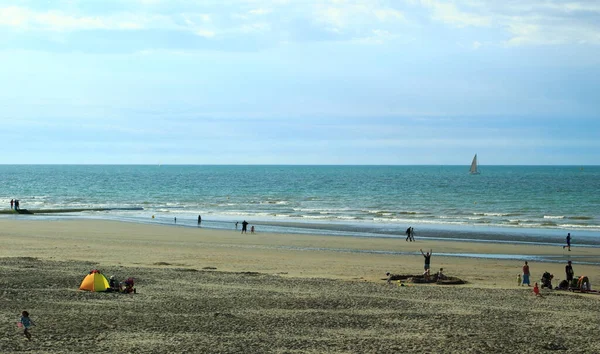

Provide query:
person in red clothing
left=533, top=282, right=543, bottom=297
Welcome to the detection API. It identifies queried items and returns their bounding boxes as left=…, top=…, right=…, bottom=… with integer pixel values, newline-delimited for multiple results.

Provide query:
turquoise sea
left=1, top=165, right=599, bottom=246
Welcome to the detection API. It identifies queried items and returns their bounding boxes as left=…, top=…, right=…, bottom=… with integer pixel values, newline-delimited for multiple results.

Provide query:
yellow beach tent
left=79, top=270, right=110, bottom=292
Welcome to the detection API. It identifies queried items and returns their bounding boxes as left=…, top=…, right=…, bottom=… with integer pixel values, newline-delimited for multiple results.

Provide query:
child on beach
left=533, top=282, right=543, bottom=297
left=19, top=311, right=35, bottom=340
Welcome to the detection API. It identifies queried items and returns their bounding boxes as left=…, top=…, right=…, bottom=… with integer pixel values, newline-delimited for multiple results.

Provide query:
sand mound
left=385, top=274, right=467, bottom=285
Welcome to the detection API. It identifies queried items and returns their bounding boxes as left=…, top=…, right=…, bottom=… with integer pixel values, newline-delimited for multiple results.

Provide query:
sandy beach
left=1, top=219, right=600, bottom=353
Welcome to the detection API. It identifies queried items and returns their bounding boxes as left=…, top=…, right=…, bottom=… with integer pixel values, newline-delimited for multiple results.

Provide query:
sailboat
left=469, top=154, right=480, bottom=175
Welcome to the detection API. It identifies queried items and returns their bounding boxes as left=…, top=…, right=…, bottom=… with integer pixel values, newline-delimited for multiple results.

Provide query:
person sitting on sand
left=423, top=268, right=431, bottom=281
left=386, top=272, right=393, bottom=285
left=122, top=277, right=136, bottom=294
left=577, top=276, right=591, bottom=292
left=541, top=272, right=553, bottom=289
left=109, top=275, right=121, bottom=292
left=437, top=268, right=446, bottom=281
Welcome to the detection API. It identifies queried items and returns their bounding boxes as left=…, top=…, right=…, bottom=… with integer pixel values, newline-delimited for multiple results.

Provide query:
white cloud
left=417, top=0, right=491, bottom=27
left=248, top=8, right=272, bottom=16
left=313, top=2, right=406, bottom=31
left=472, top=40, right=482, bottom=49
left=0, top=6, right=145, bottom=31
left=196, top=29, right=216, bottom=38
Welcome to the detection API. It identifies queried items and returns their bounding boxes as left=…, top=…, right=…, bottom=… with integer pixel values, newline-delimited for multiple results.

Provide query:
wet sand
left=1, top=219, right=600, bottom=353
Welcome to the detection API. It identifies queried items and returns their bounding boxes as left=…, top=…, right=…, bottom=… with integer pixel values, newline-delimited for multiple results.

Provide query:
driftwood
left=383, top=274, right=466, bottom=285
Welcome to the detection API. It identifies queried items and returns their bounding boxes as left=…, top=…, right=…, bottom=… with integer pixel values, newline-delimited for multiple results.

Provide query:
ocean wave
left=543, top=215, right=565, bottom=219
left=559, top=223, right=600, bottom=229
left=260, top=200, right=288, bottom=205
left=474, top=212, right=521, bottom=217
left=568, top=216, right=594, bottom=220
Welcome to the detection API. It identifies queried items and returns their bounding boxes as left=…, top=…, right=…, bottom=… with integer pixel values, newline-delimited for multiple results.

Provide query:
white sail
left=470, top=154, right=480, bottom=174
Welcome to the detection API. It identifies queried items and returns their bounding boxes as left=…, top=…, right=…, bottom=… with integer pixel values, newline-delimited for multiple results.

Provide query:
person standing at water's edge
left=406, top=227, right=412, bottom=242
left=10, top=199, right=14, bottom=210
left=198, top=215, right=202, bottom=226
left=563, top=233, right=571, bottom=251
left=241, top=220, right=248, bottom=234
left=235, top=221, right=238, bottom=230
left=420, top=249, right=432, bottom=271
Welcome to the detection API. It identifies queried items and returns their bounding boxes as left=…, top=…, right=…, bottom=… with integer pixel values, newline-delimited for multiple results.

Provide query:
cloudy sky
left=1, top=0, right=598, bottom=164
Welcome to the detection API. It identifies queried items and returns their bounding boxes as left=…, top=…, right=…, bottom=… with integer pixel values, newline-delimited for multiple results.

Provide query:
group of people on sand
left=237, top=220, right=255, bottom=234
left=520, top=257, right=591, bottom=296
left=108, top=275, right=136, bottom=294
left=387, top=248, right=446, bottom=284
left=405, top=227, right=415, bottom=242
left=9, top=199, right=21, bottom=210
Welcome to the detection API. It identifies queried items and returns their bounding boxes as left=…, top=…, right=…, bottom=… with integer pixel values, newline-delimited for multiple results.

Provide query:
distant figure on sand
left=565, top=261, right=574, bottom=283
left=14, top=199, right=20, bottom=210
left=405, top=227, right=412, bottom=242
left=410, top=227, right=415, bottom=241
left=420, top=249, right=432, bottom=271
left=241, top=220, right=248, bottom=234
left=517, top=274, right=522, bottom=286
left=20, top=311, right=35, bottom=340
left=563, top=233, right=571, bottom=251
left=174, top=217, right=177, bottom=224
left=522, top=261, right=531, bottom=286
left=198, top=215, right=202, bottom=226
left=533, top=282, right=543, bottom=297
left=251, top=225, right=255, bottom=234
left=437, top=268, right=445, bottom=280
left=235, top=221, right=239, bottom=230
left=10, top=199, right=14, bottom=210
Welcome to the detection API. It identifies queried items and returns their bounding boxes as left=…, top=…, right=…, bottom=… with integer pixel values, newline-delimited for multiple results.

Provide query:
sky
left=0, top=0, right=599, bottom=165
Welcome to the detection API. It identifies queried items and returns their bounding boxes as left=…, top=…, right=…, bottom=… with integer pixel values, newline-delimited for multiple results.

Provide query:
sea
left=1, top=165, right=599, bottom=252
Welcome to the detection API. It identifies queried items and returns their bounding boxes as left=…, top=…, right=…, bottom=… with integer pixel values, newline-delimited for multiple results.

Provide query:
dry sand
left=1, top=219, right=600, bottom=353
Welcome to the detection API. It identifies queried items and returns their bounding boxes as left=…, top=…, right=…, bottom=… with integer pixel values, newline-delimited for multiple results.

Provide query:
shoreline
left=3, top=210, right=599, bottom=247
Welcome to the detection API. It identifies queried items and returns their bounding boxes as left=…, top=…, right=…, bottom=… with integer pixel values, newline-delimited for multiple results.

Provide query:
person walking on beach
left=410, top=227, right=415, bottom=241
left=235, top=221, right=239, bottom=230
left=420, top=249, right=432, bottom=271
left=565, top=261, right=574, bottom=285
left=241, top=220, right=248, bottom=234
left=10, top=199, right=14, bottom=210
left=522, top=261, right=531, bottom=286
left=19, top=310, right=35, bottom=340
left=198, top=215, right=202, bottom=226
left=563, top=233, right=571, bottom=251
left=15, top=199, right=20, bottom=210
left=406, top=227, right=412, bottom=242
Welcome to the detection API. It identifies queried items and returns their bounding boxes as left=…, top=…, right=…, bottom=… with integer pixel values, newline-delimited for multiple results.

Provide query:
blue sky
left=0, top=0, right=599, bottom=165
